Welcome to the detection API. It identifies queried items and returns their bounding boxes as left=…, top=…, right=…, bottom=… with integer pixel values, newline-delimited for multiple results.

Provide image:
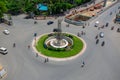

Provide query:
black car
left=53, top=28, right=58, bottom=32
left=53, top=28, right=61, bottom=32
left=47, top=21, right=54, bottom=25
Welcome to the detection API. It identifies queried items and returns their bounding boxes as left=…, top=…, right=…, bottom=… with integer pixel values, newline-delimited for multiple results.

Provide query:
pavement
left=0, top=0, right=120, bottom=80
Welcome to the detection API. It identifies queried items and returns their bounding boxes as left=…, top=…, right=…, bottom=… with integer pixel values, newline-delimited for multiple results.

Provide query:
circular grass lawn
left=35, top=33, right=84, bottom=58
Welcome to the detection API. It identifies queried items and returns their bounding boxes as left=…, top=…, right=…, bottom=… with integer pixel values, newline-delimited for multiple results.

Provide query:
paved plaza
left=0, top=1, right=120, bottom=80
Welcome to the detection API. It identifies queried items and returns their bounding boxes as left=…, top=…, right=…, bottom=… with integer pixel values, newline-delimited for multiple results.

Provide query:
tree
left=5, top=0, right=91, bottom=15
left=75, top=0, right=82, bottom=6
left=0, top=1, right=7, bottom=18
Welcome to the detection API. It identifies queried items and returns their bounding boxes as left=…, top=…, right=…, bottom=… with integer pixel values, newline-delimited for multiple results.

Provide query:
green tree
left=0, top=1, right=7, bottom=18
left=6, top=0, right=22, bottom=15
left=5, top=0, right=91, bottom=15
left=75, top=0, right=82, bottom=6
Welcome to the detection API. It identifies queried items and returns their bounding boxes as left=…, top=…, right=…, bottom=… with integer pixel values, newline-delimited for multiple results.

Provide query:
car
left=47, top=21, right=54, bottom=25
left=94, top=21, right=99, bottom=27
left=3, top=30, right=10, bottom=35
left=0, top=47, right=8, bottom=55
left=99, top=32, right=104, bottom=38
left=0, top=65, right=7, bottom=78
left=53, top=28, right=58, bottom=32
left=53, top=28, right=61, bottom=32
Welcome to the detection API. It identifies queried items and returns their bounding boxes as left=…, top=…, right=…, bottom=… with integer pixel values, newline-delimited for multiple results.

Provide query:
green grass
left=36, top=34, right=84, bottom=58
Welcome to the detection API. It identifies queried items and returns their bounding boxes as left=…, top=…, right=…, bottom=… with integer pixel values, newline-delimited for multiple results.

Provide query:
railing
left=64, top=18, right=85, bottom=26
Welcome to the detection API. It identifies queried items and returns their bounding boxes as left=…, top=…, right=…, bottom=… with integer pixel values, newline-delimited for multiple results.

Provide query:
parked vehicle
left=0, top=47, right=8, bottom=55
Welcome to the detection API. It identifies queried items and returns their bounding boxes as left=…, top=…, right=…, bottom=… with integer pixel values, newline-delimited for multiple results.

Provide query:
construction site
left=65, top=0, right=116, bottom=25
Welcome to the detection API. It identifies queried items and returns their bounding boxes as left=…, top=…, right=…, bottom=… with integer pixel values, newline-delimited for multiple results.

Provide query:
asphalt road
left=0, top=1, right=120, bottom=80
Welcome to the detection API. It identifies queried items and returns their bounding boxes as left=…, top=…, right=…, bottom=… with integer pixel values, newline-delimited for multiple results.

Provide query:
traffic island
left=32, top=33, right=86, bottom=61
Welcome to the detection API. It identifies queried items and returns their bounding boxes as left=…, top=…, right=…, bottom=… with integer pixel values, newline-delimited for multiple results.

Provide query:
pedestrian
left=110, top=12, right=112, bottom=15
left=117, top=28, right=120, bottom=32
left=101, top=25, right=104, bottom=29
left=46, top=58, right=49, bottom=62
left=13, top=43, right=16, bottom=47
left=66, top=24, right=69, bottom=27
left=28, top=45, right=30, bottom=49
left=111, top=26, right=114, bottom=30
left=105, top=22, right=109, bottom=27
left=81, top=61, right=85, bottom=67
left=77, top=32, right=81, bottom=37
left=34, top=33, right=37, bottom=37
left=81, top=31, right=84, bottom=35
left=98, top=27, right=100, bottom=30
left=34, top=21, right=37, bottom=24
left=88, top=22, right=89, bottom=26
left=82, top=25, right=85, bottom=28
left=44, top=58, right=47, bottom=63
left=36, top=53, right=38, bottom=57
left=96, top=39, right=99, bottom=44
left=83, top=32, right=86, bottom=35
left=101, top=41, right=105, bottom=46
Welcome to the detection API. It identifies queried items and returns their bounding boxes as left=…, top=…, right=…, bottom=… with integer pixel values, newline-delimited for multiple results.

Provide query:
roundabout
left=32, top=19, right=86, bottom=61
left=0, top=1, right=120, bottom=80
left=32, top=33, right=86, bottom=61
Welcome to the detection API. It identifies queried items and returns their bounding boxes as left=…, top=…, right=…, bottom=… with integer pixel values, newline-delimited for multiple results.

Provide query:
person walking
left=28, top=45, right=30, bottom=49
left=44, top=58, right=47, bottom=63
left=111, top=26, right=114, bottom=30
left=36, top=53, right=38, bottom=57
left=13, top=43, right=16, bottom=47
left=82, top=25, right=85, bottom=28
left=117, top=28, right=119, bottom=32
left=98, top=27, right=101, bottom=30
left=101, top=25, right=104, bottom=29
left=81, top=31, right=84, bottom=35
left=83, top=32, right=86, bottom=35
left=105, top=22, right=109, bottom=27
left=77, top=32, right=81, bottom=37
left=34, top=21, right=37, bottom=24
left=46, top=58, right=49, bottom=62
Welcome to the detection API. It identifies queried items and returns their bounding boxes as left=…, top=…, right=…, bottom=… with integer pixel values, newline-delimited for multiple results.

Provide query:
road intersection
left=0, top=1, right=120, bottom=80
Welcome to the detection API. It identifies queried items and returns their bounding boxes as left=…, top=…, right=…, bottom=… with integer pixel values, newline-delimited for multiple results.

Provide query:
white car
left=0, top=47, right=8, bottom=55
left=99, top=32, right=104, bottom=38
left=95, top=21, right=99, bottom=27
left=3, top=30, right=10, bottom=35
